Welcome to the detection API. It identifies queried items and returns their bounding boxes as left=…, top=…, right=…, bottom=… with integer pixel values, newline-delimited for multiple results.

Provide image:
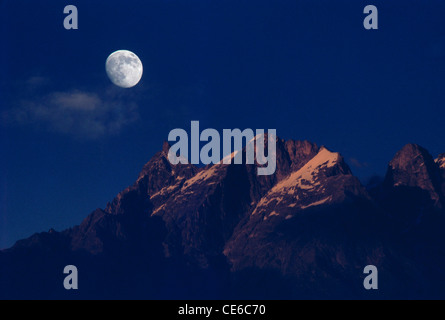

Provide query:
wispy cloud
left=5, top=90, right=139, bottom=139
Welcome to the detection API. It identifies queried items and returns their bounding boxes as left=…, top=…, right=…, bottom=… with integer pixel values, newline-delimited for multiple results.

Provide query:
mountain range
left=1, top=137, right=445, bottom=299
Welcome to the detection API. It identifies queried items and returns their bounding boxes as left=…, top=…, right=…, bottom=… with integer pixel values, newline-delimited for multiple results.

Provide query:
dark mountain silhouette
left=437, top=153, right=445, bottom=199
left=1, top=138, right=445, bottom=299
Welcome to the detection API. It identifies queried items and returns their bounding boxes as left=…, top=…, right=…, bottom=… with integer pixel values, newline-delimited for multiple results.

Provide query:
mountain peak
left=249, top=146, right=361, bottom=217
left=436, top=153, right=445, bottom=170
left=162, top=141, right=171, bottom=154
left=385, top=143, right=442, bottom=205
left=389, top=144, right=431, bottom=170
left=4, top=137, right=445, bottom=299
left=312, top=146, right=341, bottom=168
left=284, top=140, right=319, bottom=170
left=272, top=146, right=350, bottom=191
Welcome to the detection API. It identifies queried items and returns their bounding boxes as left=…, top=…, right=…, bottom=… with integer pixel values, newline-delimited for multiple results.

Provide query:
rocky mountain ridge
left=1, top=138, right=445, bottom=299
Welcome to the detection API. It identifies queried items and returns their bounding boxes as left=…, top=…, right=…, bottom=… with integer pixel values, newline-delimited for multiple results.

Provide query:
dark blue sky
left=1, top=0, right=445, bottom=249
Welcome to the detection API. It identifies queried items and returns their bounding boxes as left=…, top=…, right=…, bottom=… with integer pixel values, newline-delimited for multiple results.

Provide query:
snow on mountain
left=4, top=138, right=445, bottom=299
left=219, top=150, right=240, bottom=164
left=224, top=147, right=374, bottom=276
left=270, top=147, right=340, bottom=190
left=436, top=154, right=445, bottom=170
left=250, top=147, right=361, bottom=218
left=145, top=138, right=320, bottom=264
left=300, top=196, right=332, bottom=210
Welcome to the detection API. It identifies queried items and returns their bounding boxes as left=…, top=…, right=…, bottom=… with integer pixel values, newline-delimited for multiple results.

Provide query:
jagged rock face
left=224, top=147, right=373, bottom=274
left=69, top=209, right=109, bottom=254
left=107, top=142, right=199, bottom=216
left=150, top=137, right=320, bottom=267
left=244, top=138, right=319, bottom=205
left=384, top=144, right=443, bottom=206
left=284, top=140, right=321, bottom=172
left=11, top=137, right=320, bottom=264
left=371, top=144, right=445, bottom=234
left=2, top=139, right=445, bottom=299
left=437, top=154, right=445, bottom=170
left=68, top=143, right=199, bottom=254
left=250, top=147, right=366, bottom=217
left=436, top=154, right=445, bottom=198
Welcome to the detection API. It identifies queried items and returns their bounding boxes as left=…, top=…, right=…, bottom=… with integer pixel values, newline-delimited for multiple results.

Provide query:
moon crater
left=106, top=50, right=143, bottom=88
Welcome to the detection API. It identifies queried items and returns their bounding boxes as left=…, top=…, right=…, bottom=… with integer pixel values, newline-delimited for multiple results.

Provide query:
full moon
left=106, top=50, right=143, bottom=88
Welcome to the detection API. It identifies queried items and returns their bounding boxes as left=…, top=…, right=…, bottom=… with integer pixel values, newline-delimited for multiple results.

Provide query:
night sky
left=1, top=0, right=445, bottom=249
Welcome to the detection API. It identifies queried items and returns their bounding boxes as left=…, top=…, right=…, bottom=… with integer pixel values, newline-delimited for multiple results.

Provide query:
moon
left=106, top=50, right=143, bottom=88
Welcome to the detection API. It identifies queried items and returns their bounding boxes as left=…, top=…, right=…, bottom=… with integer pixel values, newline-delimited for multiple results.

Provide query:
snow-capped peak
left=307, top=147, right=340, bottom=169
left=251, top=147, right=346, bottom=216
left=436, top=154, right=445, bottom=169
left=218, top=150, right=240, bottom=164
left=272, top=147, right=340, bottom=190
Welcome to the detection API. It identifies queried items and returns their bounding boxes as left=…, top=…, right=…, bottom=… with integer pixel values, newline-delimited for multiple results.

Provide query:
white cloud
left=7, top=90, right=139, bottom=139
